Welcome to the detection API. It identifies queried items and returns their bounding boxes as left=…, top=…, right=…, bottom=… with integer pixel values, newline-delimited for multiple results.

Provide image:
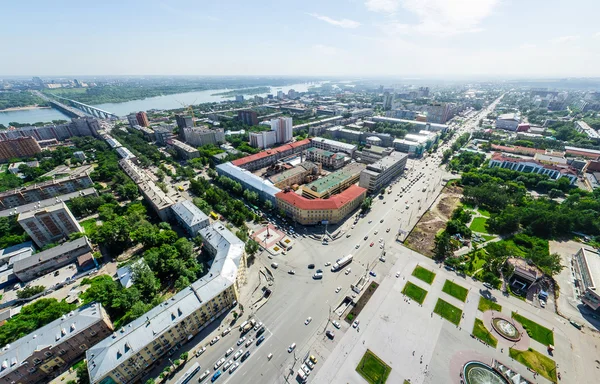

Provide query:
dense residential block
left=0, top=137, right=42, bottom=161
left=17, top=202, right=83, bottom=248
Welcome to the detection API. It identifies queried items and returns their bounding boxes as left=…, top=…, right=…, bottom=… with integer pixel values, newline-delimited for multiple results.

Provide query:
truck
left=241, top=319, right=256, bottom=333
left=331, top=254, right=353, bottom=272
left=297, top=369, right=308, bottom=383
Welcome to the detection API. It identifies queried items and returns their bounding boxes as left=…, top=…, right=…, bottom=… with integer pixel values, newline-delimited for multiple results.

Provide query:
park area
left=356, top=349, right=392, bottom=384
left=434, top=299, right=463, bottom=325
left=472, top=318, right=498, bottom=348
left=509, top=348, right=557, bottom=382
left=402, top=282, right=428, bottom=304
left=411, top=265, right=436, bottom=284
left=469, top=217, right=489, bottom=233
left=478, top=297, right=502, bottom=313
left=442, top=280, right=469, bottom=302
left=512, top=312, right=554, bottom=346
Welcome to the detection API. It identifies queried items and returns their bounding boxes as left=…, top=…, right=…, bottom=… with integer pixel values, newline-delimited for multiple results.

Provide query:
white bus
left=331, top=254, right=353, bottom=272
left=174, top=362, right=200, bottom=384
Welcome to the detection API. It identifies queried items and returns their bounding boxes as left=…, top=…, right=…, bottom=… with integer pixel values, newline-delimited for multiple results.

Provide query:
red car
left=370, top=242, right=374, bottom=247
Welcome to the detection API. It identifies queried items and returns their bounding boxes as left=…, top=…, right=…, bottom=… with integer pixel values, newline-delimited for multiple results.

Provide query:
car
left=444, top=265, right=456, bottom=272
left=271, top=263, right=278, bottom=269
left=241, top=351, right=251, bottom=362
left=301, top=364, right=311, bottom=375
left=380, top=219, right=384, bottom=223
left=370, top=242, right=374, bottom=247
left=306, top=360, right=315, bottom=369
left=256, top=335, right=266, bottom=345
left=313, top=273, right=323, bottom=279
left=326, top=330, right=335, bottom=339
left=233, top=349, right=243, bottom=360
left=540, top=301, right=546, bottom=308
left=229, top=362, right=240, bottom=373
left=214, top=358, right=226, bottom=370
left=332, top=320, right=341, bottom=329
left=483, top=282, right=493, bottom=290
left=316, top=268, right=323, bottom=273
left=335, top=286, right=341, bottom=293
left=288, top=343, right=296, bottom=353
left=245, top=338, right=254, bottom=347
left=351, top=225, right=355, bottom=229
left=199, top=369, right=211, bottom=381
left=225, top=347, right=234, bottom=356
left=355, top=244, right=360, bottom=249
left=256, top=326, right=265, bottom=336
left=346, top=233, right=351, bottom=238
left=379, top=256, right=386, bottom=262
left=386, top=228, right=390, bottom=233
left=54, top=270, right=60, bottom=277
left=364, top=235, right=368, bottom=240
left=374, top=230, right=378, bottom=235
left=288, top=270, right=295, bottom=275
left=308, top=264, right=315, bottom=269
left=379, top=244, right=384, bottom=249
left=310, top=355, right=318, bottom=364
left=395, top=271, right=400, bottom=278
left=324, top=262, right=331, bottom=266
left=282, top=251, right=287, bottom=255
left=237, top=336, right=246, bottom=346
left=210, top=336, right=220, bottom=345
left=352, top=320, right=360, bottom=328
left=345, top=268, right=351, bottom=275
left=195, top=346, right=206, bottom=357
left=322, top=241, right=328, bottom=245
left=223, top=360, right=233, bottom=370
left=222, top=327, right=231, bottom=336
left=305, top=317, right=312, bottom=325
left=379, top=238, right=383, bottom=243
left=369, top=271, right=377, bottom=277
left=368, top=220, right=372, bottom=224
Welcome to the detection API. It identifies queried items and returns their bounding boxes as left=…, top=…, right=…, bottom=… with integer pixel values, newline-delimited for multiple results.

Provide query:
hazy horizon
left=2, top=0, right=599, bottom=77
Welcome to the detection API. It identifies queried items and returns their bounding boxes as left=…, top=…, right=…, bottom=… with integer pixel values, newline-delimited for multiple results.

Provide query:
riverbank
left=0, top=105, right=51, bottom=112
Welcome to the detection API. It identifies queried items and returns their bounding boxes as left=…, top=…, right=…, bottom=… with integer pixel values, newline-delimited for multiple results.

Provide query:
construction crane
left=175, top=98, right=197, bottom=127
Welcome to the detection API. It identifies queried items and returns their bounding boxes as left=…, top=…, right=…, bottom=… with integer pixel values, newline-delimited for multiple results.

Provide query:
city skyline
left=2, top=0, right=599, bottom=77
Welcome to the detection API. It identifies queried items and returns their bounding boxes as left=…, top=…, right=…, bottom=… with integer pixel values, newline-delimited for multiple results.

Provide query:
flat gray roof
left=171, top=200, right=209, bottom=230
left=0, top=188, right=97, bottom=218
left=12, top=236, right=92, bottom=273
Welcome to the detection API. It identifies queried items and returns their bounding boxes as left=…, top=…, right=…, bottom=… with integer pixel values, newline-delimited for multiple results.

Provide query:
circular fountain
left=491, top=317, right=521, bottom=342
left=463, top=361, right=509, bottom=384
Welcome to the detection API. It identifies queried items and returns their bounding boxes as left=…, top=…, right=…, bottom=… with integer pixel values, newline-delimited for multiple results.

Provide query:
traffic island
left=356, top=349, right=392, bottom=384
left=345, top=282, right=379, bottom=324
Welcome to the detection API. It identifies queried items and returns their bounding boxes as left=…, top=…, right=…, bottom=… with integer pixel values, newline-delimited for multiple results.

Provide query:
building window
left=59, top=349, right=66, bottom=356
left=44, top=351, right=53, bottom=357
left=90, top=331, right=97, bottom=337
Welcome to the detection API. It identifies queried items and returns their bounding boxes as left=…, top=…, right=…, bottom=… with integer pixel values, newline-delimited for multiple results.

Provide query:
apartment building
left=268, top=161, right=321, bottom=189
left=169, top=139, right=199, bottom=159
left=17, top=202, right=83, bottom=248
left=171, top=200, right=210, bottom=236
left=305, top=147, right=347, bottom=169
left=230, top=138, right=310, bottom=171
left=13, top=236, right=93, bottom=282
left=0, top=303, right=113, bottom=384
left=276, top=185, right=366, bottom=225
left=0, top=187, right=97, bottom=218
left=359, top=152, right=408, bottom=193
left=0, top=117, right=100, bottom=142
left=573, top=247, right=600, bottom=310
left=181, top=127, right=225, bottom=147
left=238, top=110, right=258, bottom=126
left=0, top=137, right=42, bottom=161
left=301, top=162, right=365, bottom=199
left=310, top=137, right=357, bottom=157
left=495, top=113, right=521, bottom=131
left=87, top=221, right=246, bottom=384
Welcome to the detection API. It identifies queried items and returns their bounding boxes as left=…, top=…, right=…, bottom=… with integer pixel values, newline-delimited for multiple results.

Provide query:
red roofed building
left=276, top=185, right=367, bottom=225
left=490, top=144, right=546, bottom=156
left=231, top=138, right=311, bottom=171
left=489, top=152, right=577, bottom=184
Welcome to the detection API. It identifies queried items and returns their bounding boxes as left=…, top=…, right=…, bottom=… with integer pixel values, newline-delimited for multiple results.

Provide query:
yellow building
left=301, top=162, right=365, bottom=199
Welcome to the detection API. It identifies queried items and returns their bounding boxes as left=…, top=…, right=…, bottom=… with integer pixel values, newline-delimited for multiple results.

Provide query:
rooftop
left=269, top=162, right=317, bottom=184
left=119, top=159, right=174, bottom=210
left=311, top=137, right=357, bottom=152
left=365, top=152, right=408, bottom=173
left=0, top=171, right=92, bottom=200
left=490, top=152, right=577, bottom=176
left=0, top=303, right=108, bottom=377
left=171, top=200, right=209, bottom=230
left=578, top=248, right=600, bottom=290
left=0, top=188, right=97, bottom=218
left=306, top=147, right=346, bottom=159
left=276, top=185, right=366, bottom=210
left=303, top=162, right=365, bottom=193
left=216, top=163, right=281, bottom=198
left=0, top=241, right=34, bottom=265
left=17, top=201, right=72, bottom=221
left=170, top=139, right=198, bottom=153
left=498, top=112, right=519, bottom=121
left=12, top=236, right=92, bottom=273
left=231, top=138, right=310, bottom=167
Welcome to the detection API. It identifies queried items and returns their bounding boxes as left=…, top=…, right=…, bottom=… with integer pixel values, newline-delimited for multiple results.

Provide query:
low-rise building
left=171, top=200, right=210, bottom=235
left=393, top=139, right=425, bottom=157
left=0, top=241, right=34, bottom=267
left=276, top=185, right=366, bottom=225
left=359, top=152, right=408, bottom=193
left=0, top=303, right=113, bottom=384
left=17, top=202, right=82, bottom=248
left=13, top=236, right=93, bottom=282
left=305, top=147, right=347, bottom=169
left=87, top=221, right=246, bottom=384
left=574, top=121, right=600, bottom=142
left=495, top=113, right=521, bottom=131
left=268, top=161, right=321, bottom=189
left=230, top=139, right=311, bottom=171
left=310, top=137, right=357, bottom=157
left=0, top=188, right=97, bottom=218
left=489, top=152, right=577, bottom=184
left=170, top=139, right=199, bottom=159
left=301, top=162, right=365, bottom=199
left=574, top=248, right=600, bottom=310
left=355, top=145, right=393, bottom=164
left=216, top=162, right=280, bottom=204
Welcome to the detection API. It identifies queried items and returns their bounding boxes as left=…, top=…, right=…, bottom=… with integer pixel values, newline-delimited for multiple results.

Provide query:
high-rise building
left=0, top=137, right=42, bottom=161
left=288, top=89, right=297, bottom=99
left=181, top=127, right=225, bottom=147
left=423, top=102, right=451, bottom=124
left=175, top=114, right=194, bottom=129
left=249, top=131, right=277, bottom=149
left=135, top=111, right=150, bottom=127
left=277, top=90, right=284, bottom=100
left=270, top=117, right=293, bottom=144
left=70, top=117, right=100, bottom=137
left=17, top=202, right=83, bottom=248
left=127, top=114, right=138, bottom=128
left=235, top=95, right=244, bottom=102
left=238, top=110, right=258, bottom=126
left=0, top=118, right=100, bottom=142
left=383, top=91, right=394, bottom=110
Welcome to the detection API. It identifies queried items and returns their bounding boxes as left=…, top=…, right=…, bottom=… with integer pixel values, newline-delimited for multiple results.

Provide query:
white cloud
left=551, top=35, right=580, bottom=43
left=370, top=0, right=499, bottom=36
left=365, top=0, right=401, bottom=13
left=307, top=13, right=361, bottom=29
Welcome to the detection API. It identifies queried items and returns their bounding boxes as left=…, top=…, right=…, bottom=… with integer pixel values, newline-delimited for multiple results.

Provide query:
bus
left=331, top=254, right=353, bottom=272
left=174, top=362, right=200, bottom=384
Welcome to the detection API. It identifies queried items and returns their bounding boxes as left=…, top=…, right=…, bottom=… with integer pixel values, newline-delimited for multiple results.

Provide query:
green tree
left=131, top=262, right=161, bottom=300
left=264, top=200, right=273, bottom=210
left=245, top=239, right=259, bottom=257
left=433, top=231, right=452, bottom=260
left=117, top=182, right=140, bottom=200
left=361, top=197, right=373, bottom=212
left=76, top=361, right=90, bottom=384
left=16, top=285, right=45, bottom=299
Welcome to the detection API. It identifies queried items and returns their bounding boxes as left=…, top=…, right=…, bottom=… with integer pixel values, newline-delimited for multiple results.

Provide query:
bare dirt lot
left=404, top=184, right=463, bottom=257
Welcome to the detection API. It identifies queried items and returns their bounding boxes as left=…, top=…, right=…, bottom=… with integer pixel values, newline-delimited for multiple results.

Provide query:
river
left=0, top=82, right=321, bottom=126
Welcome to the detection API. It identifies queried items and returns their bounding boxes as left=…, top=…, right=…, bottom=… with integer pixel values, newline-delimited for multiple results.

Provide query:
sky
left=1, top=0, right=599, bottom=78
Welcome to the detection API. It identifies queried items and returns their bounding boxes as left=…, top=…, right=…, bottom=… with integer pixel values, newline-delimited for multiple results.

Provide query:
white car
left=221, top=327, right=231, bottom=336
left=210, top=336, right=220, bottom=345
left=223, top=359, right=233, bottom=371
left=233, top=349, right=243, bottom=360
left=288, top=343, right=296, bottom=353
left=225, top=347, right=234, bottom=356
left=237, top=336, right=246, bottom=346
left=540, top=301, right=546, bottom=308
left=355, top=244, right=360, bottom=249
left=374, top=230, right=378, bottom=235
left=301, top=364, right=311, bottom=375
left=195, top=346, right=206, bottom=357
left=245, top=338, right=254, bottom=347
left=335, top=286, right=341, bottom=293
left=254, top=321, right=263, bottom=331
left=199, top=369, right=211, bottom=381
left=214, top=358, right=226, bottom=369
left=229, top=362, right=240, bottom=373
left=306, top=360, right=315, bottom=369
left=352, top=320, right=360, bottom=328
left=332, top=320, right=341, bottom=329
left=305, top=317, right=312, bottom=325
left=345, top=268, right=351, bottom=275
left=324, top=262, right=331, bottom=267
left=395, top=271, right=400, bottom=278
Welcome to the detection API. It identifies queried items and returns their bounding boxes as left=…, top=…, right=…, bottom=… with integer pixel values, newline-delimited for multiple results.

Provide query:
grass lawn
left=477, top=208, right=491, bottom=218
left=472, top=318, right=498, bottom=348
left=512, top=312, right=554, bottom=346
left=434, top=299, right=463, bottom=325
left=509, top=348, right=557, bottom=382
left=442, top=280, right=469, bottom=302
left=481, top=234, right=496, bottom=241
left=469, top=217, right=489, bottom=233
left=402, top=282, right=428, bottom=304
left=356, top=349, right=392, bottom=384
left=80, top=218, right=98, bottom=236
left=478, top=297, right=502, bottom=312
left=412, top=265, right=436, bottom=284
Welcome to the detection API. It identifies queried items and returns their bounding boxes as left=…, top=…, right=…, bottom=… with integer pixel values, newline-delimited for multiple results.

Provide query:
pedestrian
left=413, top=351, right=415, bottom=356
